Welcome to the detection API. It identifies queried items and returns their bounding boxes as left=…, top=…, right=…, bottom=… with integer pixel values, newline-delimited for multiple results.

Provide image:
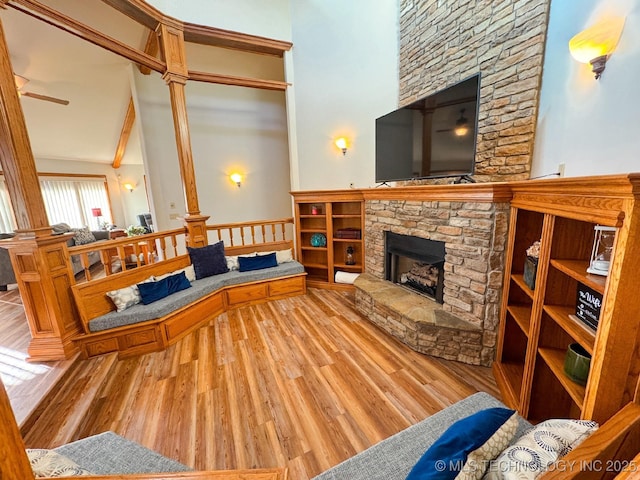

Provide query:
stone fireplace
left=354, top=187, right=511, bottom=366
left=385, top=231, right=445, bottom=304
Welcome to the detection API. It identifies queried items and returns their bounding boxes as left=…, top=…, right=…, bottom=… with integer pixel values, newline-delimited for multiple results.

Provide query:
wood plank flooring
left=21, top=288, right=499, bottom=480
left=0, top=285, right=78, bottom=426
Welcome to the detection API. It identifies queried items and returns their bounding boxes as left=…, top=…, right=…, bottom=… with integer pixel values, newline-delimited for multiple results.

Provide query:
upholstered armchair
left=0, top=233, right=17, bottom=291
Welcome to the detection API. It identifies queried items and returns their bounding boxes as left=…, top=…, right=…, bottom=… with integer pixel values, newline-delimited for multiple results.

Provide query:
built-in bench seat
left=72, top=248, right=307, bottom=359
left=89, top=261, right=305, bottom=332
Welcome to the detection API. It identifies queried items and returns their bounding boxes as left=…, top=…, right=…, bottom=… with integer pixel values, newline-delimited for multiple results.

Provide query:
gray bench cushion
left=54, top=431, right=190, bottom=474
left=89, top=261, right=305, bottom=332
left=312, top=392, right=532, bottom=480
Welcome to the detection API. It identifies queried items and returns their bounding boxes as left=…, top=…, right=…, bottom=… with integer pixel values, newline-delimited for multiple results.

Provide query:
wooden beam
left=100, top=0, right=172, bottom=30
left=188, top=70, right=288, bottom=91
left=112, top=96, right=136, bottom=169
left=102, top=0, right=292, bottom=57
left=183, top=22, right=292, bottom=57
left=8, top=0, right=165, bottom=74
left=139, top=29, right=159, bottom=75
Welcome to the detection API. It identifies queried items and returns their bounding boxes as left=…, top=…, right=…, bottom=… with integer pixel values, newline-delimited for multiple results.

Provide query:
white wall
left=133, top=60, right=291, bottom=230
left=135, top=1, right=293, bottom=231
left=289, top=0, right=399, bottom=190
left=532, top=0, right=640, bottom=178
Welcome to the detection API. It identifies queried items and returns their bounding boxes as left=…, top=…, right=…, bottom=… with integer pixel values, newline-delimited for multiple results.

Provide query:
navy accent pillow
left=238, top=252, right=278, bottom=272
left=137, top=271, right=191, bottom=305
left=187, top=241, right=229, bottom=279
left=406, top=407, right=515, bottom=480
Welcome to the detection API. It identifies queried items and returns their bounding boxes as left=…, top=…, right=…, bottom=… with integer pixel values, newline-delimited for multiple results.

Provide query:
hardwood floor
left=21, top=288, right=499, bottom=480
left=0, top=285, right=78, bottom=426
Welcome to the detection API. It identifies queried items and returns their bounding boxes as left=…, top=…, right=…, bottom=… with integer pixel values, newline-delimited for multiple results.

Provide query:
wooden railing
left=67, top=218, right=295, bottom=283
left=68, top=228, right=187, bottom=283
left=207, top=217, right=293, bottom=255
left=207, top=217, right=293, bottom=247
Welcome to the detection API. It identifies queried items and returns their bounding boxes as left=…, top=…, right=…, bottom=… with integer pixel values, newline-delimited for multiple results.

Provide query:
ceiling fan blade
left=14, top=74, right=28, bottom=89
left=21, top=91, right=69, bottom=106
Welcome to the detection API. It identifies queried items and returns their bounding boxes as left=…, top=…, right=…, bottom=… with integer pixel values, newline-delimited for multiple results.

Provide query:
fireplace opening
left=385, top=231, right=445, bottom=304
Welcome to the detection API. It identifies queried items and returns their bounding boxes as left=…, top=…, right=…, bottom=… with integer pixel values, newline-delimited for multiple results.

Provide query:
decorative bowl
left=310, top=233, right=327, bottom=247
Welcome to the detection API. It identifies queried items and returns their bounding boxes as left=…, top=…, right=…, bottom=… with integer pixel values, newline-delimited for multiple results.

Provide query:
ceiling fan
left=13, top=74, right=69, bottom=106
left=435, top=108, right=469, bottom=136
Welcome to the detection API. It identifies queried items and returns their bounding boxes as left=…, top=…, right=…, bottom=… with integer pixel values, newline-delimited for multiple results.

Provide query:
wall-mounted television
left=375, top=74, right=480, bottom=183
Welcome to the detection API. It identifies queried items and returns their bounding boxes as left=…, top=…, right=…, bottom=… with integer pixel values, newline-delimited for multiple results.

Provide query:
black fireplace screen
left=385, top=231, right=445, bottom=304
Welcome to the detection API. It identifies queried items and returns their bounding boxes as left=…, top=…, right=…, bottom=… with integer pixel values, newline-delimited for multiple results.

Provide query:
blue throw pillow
left=238, top=252, right=278, bottom=272
left=137, top=271, right=191, bottom=305
left=187, top=241, right=229, bottom=279
left=406, top=407, right=515, bottom=480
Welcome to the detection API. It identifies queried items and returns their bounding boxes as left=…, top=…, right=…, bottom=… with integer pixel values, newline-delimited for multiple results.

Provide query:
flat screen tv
left=375, top=74, right=480, bottom=183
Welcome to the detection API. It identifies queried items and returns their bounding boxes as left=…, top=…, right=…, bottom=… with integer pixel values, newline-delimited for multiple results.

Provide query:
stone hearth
left=355, top=187, right=511, bottom=366
left=355, top=274, right=483, bottom=364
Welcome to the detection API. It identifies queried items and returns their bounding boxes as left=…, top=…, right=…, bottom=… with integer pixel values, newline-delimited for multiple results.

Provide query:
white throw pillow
left=456, top=411, right=519, bottom=479
left=27, top=449, right=92, bottom=477
left=226, top=253, right=256, bottom=271
left=106, top=276, right=155, bottom=312
left=155, top=265, right=196, bottom=283
left=259, top=248, right=294, bottom=264
left=485, top=419, right=598, bottom=479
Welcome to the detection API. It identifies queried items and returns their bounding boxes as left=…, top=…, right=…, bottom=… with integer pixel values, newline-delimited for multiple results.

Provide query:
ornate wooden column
left=157, top=21, right=209, bottom=248
left=0, top=17, right=81, bottom=360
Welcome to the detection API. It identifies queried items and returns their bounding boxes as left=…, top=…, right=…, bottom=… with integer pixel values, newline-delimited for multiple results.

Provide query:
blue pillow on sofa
left=187, top=241, right=229, bottom=279
left=137, top=271, right=191, bottom=305
left=406, top=407, right=516, bottom=480
left=238, top=252, right=277, bottom=272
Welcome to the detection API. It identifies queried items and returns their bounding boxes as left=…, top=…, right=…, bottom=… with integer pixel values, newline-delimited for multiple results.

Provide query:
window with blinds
left=0, top=175, right=112, bottom=232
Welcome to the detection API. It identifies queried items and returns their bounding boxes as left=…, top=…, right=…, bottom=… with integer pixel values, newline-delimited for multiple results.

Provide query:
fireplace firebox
left=385, top=231, right=445, bottom=303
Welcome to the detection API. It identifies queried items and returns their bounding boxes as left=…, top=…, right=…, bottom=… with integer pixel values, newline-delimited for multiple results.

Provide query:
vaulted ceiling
left=1, top=0, right=147, bottom=165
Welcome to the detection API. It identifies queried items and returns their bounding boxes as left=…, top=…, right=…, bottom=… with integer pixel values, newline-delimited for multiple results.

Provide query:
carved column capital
left=183, top=214, right=210, bottom=248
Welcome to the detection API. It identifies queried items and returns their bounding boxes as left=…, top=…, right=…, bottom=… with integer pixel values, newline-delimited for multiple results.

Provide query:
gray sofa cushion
left=312, top=392, right=532, bottom=480
left=89, top=260, right=305, bottom=332
left=54, top=431, right=190, bottom=474
left=0, top=233, right=16, bottom=288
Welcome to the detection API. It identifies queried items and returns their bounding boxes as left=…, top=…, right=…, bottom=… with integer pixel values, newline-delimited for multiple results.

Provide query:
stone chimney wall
left=399, top=0, right=551, bottom=182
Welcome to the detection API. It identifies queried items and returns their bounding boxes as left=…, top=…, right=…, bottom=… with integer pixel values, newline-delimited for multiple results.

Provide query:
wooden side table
left=109, top=229, right=127, bottom=239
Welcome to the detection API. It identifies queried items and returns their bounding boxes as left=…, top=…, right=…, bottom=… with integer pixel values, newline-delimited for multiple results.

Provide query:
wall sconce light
left=230, top=173, right=243, bottom=187
left=335, top=137, right=348, bottom=155
left=123, top=183, right=134, bottom=193
left=569, top=17, right=625, bottom=79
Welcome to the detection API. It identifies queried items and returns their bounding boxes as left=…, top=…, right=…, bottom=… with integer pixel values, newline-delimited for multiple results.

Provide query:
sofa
left=0, top=233, right=17, bottom=290
left=313, top=392, right=533, bottom=480
left=51, top=223, right=111, bottom=276
left=27, top=392, right=613, bottom=479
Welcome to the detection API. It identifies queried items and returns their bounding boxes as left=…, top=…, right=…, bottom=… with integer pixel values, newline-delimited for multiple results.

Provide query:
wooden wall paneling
left=6, top=237, right=83, bottom=360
